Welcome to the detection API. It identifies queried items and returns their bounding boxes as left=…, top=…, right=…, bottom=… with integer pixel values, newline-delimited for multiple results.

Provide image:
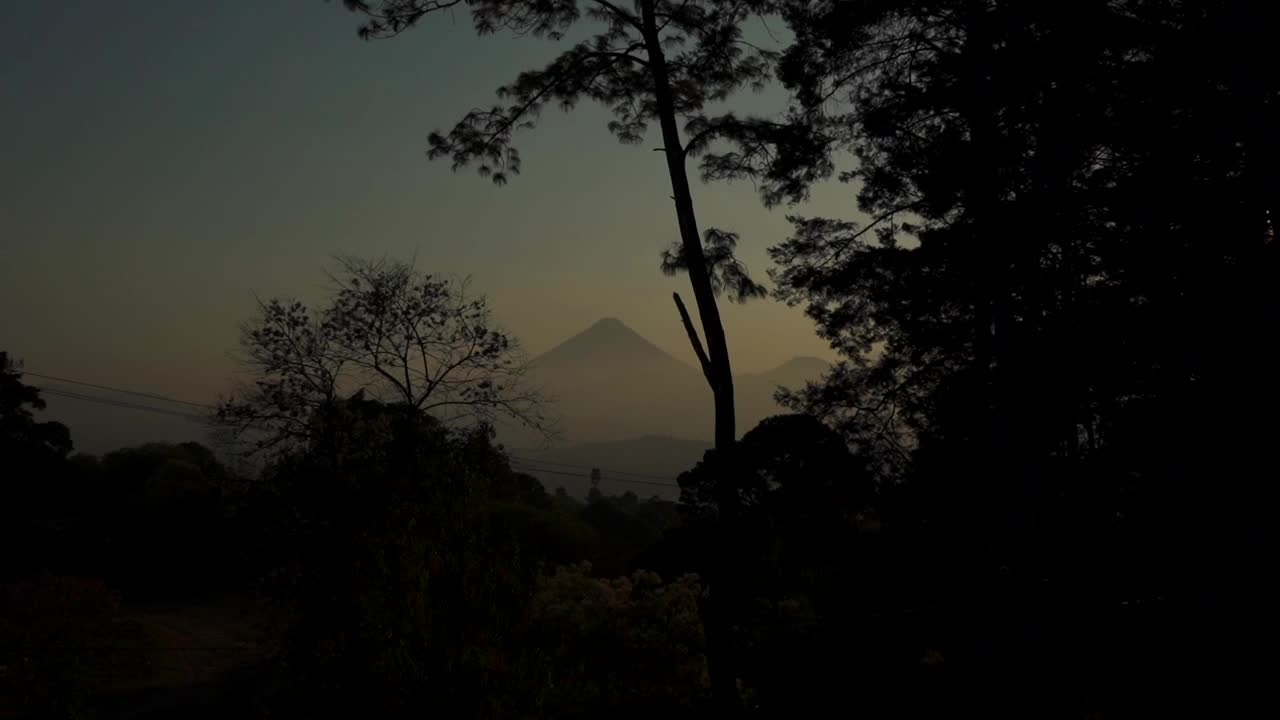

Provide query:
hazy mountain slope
left=510, top=318, right=709, bottom=445
left=743, top=355, right=831, bottom=391
left=494, top=316, right=834, bottom=497
left=496, top=318, right=830, bottom=478
left=734, top=355, right=831, bottom=426
left=529, top=317, right=695, bottom=384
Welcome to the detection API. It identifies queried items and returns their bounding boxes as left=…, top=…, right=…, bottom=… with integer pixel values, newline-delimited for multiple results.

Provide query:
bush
left=256, top=403, right=540, bottom=719
left=528, top=563, right=708, bottom=716
left=0, top=575, right=137, bottom=719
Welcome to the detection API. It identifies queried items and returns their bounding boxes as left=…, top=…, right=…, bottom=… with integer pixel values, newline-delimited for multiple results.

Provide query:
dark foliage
left=697, top=1, right=1280, bottom=715
left=0, top=352, right=72, bottom=463
left=1, top=353, right=74, bottom=582
left=0, top=575, right=138, bottom=719
left=253, top=398, right=540, bottom=719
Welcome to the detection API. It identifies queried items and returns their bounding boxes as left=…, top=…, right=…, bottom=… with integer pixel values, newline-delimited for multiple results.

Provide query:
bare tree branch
left=217, top=257, right=554, bottom=456
left=673, top=291, right=714, bottom=385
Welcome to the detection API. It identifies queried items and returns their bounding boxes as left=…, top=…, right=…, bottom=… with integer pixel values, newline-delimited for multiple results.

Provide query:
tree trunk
left=640, top=1, right=742, bottom=714
left=639, top=3, right=736, bottom=451
left=959, top=4, right=1023, bottom=714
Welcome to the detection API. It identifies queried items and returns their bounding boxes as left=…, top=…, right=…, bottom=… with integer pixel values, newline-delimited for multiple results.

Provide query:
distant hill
left=496, top=318, right=830, bottom=494
left=500, top=318, right=830, bottom=446
left=507, top=318, right=708, bottom=445
left=529, top=317, right=694, bottom=386
left=734, top=355, right=831, bottom=429
left=512, top=318, right=829, bottom=444
left=743, top=355, right=830, bottom=391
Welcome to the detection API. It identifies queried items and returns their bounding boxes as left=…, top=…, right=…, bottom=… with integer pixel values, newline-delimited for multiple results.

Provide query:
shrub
left=528, top=563, right=708, bottom=716
left=0, top=575, right=134, bottom=719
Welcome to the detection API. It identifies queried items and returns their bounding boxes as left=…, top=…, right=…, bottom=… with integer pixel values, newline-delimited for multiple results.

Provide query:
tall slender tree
left=335, top=2, right=792, bottom=710
left=340, top=0, right=779, bottom=453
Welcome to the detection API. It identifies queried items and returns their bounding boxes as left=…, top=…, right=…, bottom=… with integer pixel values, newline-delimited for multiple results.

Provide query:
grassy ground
left=2, top=595, right=269, bottom=719
left=103, top=598, right=266, bottom=695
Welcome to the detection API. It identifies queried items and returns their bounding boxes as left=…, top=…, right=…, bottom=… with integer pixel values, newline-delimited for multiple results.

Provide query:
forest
left=3, top=1, right=1278, bottom=718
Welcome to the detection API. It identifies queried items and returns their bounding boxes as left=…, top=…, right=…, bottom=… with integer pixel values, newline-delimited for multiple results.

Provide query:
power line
left=507, top=453, right=684, bottom=482
left=25, top=370, right=683, bottom=484
left=39, top=387, right=211, bottom=421
left=509, top=460, right=679, bottom=488
left=22, top=370, right=215, bottom=409
left=515, top=461, right=674, bottom=486
left=36, top=387, right=211, bottom=423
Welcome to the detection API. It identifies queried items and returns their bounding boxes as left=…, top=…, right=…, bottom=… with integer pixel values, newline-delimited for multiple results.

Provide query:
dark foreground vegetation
left=5, top=0, right=1279, bottom=717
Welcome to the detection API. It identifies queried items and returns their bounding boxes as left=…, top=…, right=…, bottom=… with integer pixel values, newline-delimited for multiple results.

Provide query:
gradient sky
left=2, top=1, right=857, bottom=452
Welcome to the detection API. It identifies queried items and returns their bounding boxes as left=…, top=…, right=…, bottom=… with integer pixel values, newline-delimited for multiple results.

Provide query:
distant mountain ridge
left=530, top=318, right=694, bottom=382
left=500, top=318, right=830, bottom=449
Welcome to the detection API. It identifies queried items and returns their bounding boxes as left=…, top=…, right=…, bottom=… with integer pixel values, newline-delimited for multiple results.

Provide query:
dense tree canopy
left=1, top=352, right=74, bottom=582
left=716, top=2, right=1280, bottom=714
left=753, top=0, right=1280, bottom=532
left=0, top=351, right=72, bottom=465
left=258, top=396, right=538, bottom=718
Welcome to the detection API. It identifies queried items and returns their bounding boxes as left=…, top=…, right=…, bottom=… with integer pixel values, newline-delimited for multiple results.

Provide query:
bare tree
left=217, top=257, right=552, bottom=454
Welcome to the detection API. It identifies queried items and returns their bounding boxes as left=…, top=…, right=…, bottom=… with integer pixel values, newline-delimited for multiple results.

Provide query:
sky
left=1, top=0, right=858, bottom=453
